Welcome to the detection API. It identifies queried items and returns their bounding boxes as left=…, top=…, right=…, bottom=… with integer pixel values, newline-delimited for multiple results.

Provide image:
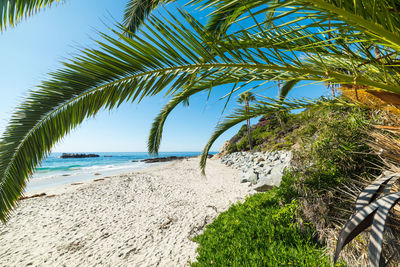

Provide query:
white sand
left=0, top=158, right=250, bottom=266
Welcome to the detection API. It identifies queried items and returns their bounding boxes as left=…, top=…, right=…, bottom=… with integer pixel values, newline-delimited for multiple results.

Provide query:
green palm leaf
left=0, top=0, right=62, bottom=31
left=122, top=0, right=175, bottom=35
left=279, top=80, right=299, bottom=101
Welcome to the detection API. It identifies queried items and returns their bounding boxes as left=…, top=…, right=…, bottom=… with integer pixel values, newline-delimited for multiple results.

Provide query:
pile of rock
left=220, top=151, right=292, bottom=192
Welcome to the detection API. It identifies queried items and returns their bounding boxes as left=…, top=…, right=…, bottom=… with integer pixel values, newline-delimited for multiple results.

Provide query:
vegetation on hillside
left=221, top=101, right=400, bottom=265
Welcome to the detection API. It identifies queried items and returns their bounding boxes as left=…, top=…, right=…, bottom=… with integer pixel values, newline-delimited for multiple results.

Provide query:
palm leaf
left=355, top=173, right=400, bottom=212
left=279, top=79, right=299, bottom=101
left=334, top=192, right=400, bottom=266
left=148, top=87, right=205, bottom=154
left=122, top=0, right=175, bottom=36
left=0, top=0, right=62, bottom=31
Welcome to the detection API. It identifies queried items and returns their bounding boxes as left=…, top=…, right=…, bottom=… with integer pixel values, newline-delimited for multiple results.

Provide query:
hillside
left=195, top=100, right=400, bottom=266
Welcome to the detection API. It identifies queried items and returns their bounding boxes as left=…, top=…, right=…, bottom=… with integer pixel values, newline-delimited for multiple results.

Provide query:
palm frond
left=148, top=86, right=205, bottom=154
left=355, top=173, right=400, bottom=212
left=122, top=0, right=175, bottom=36
left=0, top=0, right=61, bottom=31
left=279, top=79, right=299, bottom=101
left=334, top=191, right=400, bottom=266
left=201, top=0, right=400, bottom=50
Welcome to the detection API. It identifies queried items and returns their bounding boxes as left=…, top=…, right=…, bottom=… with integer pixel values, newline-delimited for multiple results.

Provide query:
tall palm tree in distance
left=238, top=92, right=255, bottom=150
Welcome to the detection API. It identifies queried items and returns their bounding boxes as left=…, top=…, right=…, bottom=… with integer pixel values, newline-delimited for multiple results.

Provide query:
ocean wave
left=32, top=161, right=145, bottom=181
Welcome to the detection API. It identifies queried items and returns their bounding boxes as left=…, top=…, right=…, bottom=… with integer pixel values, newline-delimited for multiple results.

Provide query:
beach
left=0, top=157, right=249, bottom=266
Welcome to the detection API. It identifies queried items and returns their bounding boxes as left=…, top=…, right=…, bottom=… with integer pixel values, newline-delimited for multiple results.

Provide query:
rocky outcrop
left=61, top=153, right=100, bottom=158
left=220, top=151, right=292, bottom=192
left=212, top=140, right=231, bottom=159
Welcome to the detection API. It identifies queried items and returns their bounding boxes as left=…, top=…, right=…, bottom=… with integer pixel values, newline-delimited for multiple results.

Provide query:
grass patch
left=191, top=190, right=333, bottom=266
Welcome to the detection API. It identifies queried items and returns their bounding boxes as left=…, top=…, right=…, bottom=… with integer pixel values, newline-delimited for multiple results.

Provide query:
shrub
left=236, top=137, right=249, bottom=151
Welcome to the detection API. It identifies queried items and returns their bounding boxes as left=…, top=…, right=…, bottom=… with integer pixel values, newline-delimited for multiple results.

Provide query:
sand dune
left=0, top=158, right=250, bottom=266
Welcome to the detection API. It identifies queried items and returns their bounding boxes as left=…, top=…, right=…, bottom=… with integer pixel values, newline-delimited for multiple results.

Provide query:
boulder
left=253, top=166, right=285, bottom=192
left=253, top=182, right=273, bottom=192
left=261, top=166, right=273, bottom=175
left=241, top=170, right=258, bottom=184
left=240, top=177, right=249, bottom=183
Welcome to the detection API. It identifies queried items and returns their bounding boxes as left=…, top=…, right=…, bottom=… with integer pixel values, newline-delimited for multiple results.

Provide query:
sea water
left=27, top=152, right=206, bottom=193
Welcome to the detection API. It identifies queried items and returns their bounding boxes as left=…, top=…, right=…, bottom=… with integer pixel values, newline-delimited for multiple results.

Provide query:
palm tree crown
left=238, top=92, right=256, bottom=106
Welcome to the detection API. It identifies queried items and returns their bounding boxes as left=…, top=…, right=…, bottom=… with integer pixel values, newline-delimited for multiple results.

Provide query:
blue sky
left=0, top=0, right=327, bottom=153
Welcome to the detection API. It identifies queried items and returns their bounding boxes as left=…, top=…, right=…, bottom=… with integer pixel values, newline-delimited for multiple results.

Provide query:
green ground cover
left=191, top=189, right=333, bottom=266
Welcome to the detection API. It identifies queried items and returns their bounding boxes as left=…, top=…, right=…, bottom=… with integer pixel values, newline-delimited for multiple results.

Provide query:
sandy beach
left=0, top=157, right=249, bottom=266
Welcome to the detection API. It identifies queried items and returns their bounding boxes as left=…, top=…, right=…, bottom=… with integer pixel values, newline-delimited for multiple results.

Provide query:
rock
left=253, top=172, right=280, bottom=192
left=253, top=182, right=273, bottom=192
left=266, top=168, right=284, bottom=186
left=240, top=177, right=248, bottom=183
left=61, top=153, right=100, bottom=158
left=212, top=140, right=231, bottom=159
left=241, top=171, right=258, bottom=184
left=261, top=166, right=272, bottom=175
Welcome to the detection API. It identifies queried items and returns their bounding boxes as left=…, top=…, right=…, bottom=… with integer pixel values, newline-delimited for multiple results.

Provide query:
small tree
left=238, top=92, right=256, bottom=150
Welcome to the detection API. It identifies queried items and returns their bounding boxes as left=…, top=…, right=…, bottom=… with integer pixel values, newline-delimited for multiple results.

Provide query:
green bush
left=236, top=137, right=249, bottom=151
left=293, top=105, right=381, bottom=192
left=191, top=190, right=332, bottom=266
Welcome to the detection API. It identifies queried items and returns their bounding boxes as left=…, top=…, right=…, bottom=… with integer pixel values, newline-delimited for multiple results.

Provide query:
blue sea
left=27, top=152, right=208, bottom=193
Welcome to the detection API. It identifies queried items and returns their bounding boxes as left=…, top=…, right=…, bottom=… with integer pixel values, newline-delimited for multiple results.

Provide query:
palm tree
left=237, top=92, right=256, bottom=150
left=1, top=2, right=400, bottom=264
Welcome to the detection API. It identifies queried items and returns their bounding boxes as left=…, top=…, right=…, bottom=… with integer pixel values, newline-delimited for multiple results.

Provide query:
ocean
left=27, top=152, right=208, bottom=193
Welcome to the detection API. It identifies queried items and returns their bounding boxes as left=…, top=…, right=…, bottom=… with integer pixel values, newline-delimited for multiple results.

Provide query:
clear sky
left=0, top=0, right=328, bottom=153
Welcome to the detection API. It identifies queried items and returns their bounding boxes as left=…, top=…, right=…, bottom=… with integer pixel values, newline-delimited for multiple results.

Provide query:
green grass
left=191, top=190, right=333, bottom=266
